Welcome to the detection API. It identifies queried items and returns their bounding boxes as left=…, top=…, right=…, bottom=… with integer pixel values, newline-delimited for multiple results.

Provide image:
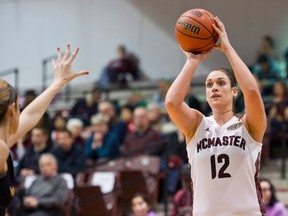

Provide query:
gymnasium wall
left=0, top=0, right=287, bottom=91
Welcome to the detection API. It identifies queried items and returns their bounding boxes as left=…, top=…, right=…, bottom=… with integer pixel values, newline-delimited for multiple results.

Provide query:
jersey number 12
left=210, top=154, right=231, bottom=179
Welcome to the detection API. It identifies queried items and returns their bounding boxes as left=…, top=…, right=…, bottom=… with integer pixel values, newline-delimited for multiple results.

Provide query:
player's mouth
left=212, top=94, right=221, bottom=98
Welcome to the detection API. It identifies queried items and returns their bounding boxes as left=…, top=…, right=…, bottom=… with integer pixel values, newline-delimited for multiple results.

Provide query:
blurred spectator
left=284, top=47, right=288, bottom=79
left=130, top=193, right=159, bottom=216
left=260, top=178, right=288, bottom=216
left=98, top=101, right=127, bottom=144
left=185, top=89, right=202, bottom=112
left=16, top=127, right=51, bottom=183
left=125, top=90, right=148, bottom=110
left=170, top=164, right=192, bottom=216
left=147, top=103, right=176, bottom=135
left=121, top=107, right=161, bottom=156
left=252, top=54, right=282, bottom=81
left=97, top=45, right=145, bottom=88
left=147, top=103, right=164, bottom=133
left=256, top=35, right=279, bottom=61
left=84, top=113, right=120, bottom=165
left=52, top=129, right=86, bottom=178
left=120, top=105, right=135, bottom=133
left=51, top=114, right=67, bottom=146
left=152, top=78, right=172, bottom=112
left=20, top=90, right=37, bottom=111
left=15, top=153, right=69, bottom=216
left=251, top=54, right=282, bottom=97
left=66, top=118, right=85, bottom=148
left=266, top=81, right=288, bottom=159
left=69, top=87, right=102, bottom=126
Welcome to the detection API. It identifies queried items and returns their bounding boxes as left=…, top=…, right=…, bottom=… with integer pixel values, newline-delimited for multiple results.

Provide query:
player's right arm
left=165, top=49, right=211, bottom=142
left=7, top=45, right=89, bottom=148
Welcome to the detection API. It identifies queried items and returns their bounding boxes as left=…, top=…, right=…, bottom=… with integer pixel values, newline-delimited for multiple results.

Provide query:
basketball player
left=0, top=45, right=88, bottom=215
left=165, top=17, right=267, bottom=215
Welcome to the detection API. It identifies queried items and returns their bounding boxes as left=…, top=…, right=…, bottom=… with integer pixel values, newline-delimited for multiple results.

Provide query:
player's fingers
left=57, top=47, right=62, bottom=63
left=51, top=59, right=56, bottom=68
left=67, top=47, right=79, bottom=65
left=73, top=70, right=89, bottom=78
left=212, top=24, right=221, bottom=33
left=215, top=17, right=225, bottom=31
left=63, top=44, right=71, bottom=61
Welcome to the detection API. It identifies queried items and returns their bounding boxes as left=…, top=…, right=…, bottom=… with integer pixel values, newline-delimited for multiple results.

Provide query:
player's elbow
left=165, top=96, right=181, bottom=111
left=245, top=86, right=262, bottom=99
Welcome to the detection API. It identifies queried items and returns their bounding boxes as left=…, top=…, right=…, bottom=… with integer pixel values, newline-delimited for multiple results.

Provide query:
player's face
left=205, top=71, right=236, bottom=110
left=260, top=181, right=272, bottom=204
left=131, top=196, right=149, bottom=216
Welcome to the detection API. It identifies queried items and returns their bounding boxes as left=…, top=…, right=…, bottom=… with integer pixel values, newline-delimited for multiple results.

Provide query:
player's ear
left=232, top=87, right=238, bottom=97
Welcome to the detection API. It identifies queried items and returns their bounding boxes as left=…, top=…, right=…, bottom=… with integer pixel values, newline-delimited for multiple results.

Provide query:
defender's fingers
left=51, top=59, right=56, bottom=68
left=63, top=44, right=71, bottom=61
left=57, top=47, right=62, bottom=63
left=67, top=48, right=79, bottom=65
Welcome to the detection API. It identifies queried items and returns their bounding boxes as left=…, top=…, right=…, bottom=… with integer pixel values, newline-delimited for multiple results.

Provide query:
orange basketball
left=175, top=8, right=218, bottom=53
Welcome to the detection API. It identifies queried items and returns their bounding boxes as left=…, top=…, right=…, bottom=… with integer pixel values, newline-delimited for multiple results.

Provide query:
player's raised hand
left=52, top=44, right=89, bottom=84
left=213, top=17, right=232, bottom=52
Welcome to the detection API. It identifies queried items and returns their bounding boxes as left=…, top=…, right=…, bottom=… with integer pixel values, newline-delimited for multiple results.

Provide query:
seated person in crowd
left=251, top=54, right=282, bottom=97
left=9, top=154, right=69, bottom=216
left=120, top=105, right=135, bottom=133
left=266, top=81, right=288, bottom=159
left=85, top=113, right=120, bottom=164
left=121, top=106, right=161, bottom=156
left=16, top=127, right=51, bottom=184
left=256, top=35, right=279, bottom=61
left=170, top=164, right=192, bottom=216
left=66, top=118, right=85, bottom=148
left=51, top=114, right=67, bottom=146
left=284, top=47, right=288, bottom=79
left=151, top=78, right=172, bottom=112
left=52, top=129, right=86, bottom=178
left=69, top=87, right=102, bottom=126
left=97, top=45, right=142, bottom=88
left=125, top=90, right=148, bottom=110
left=130, top=193, right=159, bottom=216
left=147, top=103, right=177, bottom=135
left=98, top=100, right=127, bottom=144
left=260, top=178, right=288, bottom=216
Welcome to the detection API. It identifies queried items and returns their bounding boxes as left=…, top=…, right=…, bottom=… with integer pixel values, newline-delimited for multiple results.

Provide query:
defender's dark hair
left=0, top=79, right=18, bottom=121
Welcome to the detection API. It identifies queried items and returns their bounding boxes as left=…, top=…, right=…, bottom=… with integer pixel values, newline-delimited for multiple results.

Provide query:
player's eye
left=206, top=82, right=213, bottom=88
left=218, top=81, right=225, bottom=86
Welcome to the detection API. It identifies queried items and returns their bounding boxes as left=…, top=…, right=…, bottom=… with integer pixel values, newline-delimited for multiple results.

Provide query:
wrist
left=185, top=58, right=200, bottom=69
left=50, top=79, right=65, bottom=91
left=224, top=45, right=234, bottom=55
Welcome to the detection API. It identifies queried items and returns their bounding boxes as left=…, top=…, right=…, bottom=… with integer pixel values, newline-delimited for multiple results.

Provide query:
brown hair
left=207, top=68, right=238, bottom=114
left=213, top=68, right=237, bottom=87
left=0, top=80, right=18, bottom=121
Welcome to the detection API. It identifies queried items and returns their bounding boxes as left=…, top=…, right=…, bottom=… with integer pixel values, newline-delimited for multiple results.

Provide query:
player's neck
left=212, top=109, right=234, bottom=126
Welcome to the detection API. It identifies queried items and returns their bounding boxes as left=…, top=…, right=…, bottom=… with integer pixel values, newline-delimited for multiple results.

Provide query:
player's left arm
left=7, top=45, right=89, bottom=148
left=213, top=17, right=266, bottom=143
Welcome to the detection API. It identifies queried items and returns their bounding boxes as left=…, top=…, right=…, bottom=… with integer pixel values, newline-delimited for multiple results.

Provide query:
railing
left=0, top=68, right=19, bottom=90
